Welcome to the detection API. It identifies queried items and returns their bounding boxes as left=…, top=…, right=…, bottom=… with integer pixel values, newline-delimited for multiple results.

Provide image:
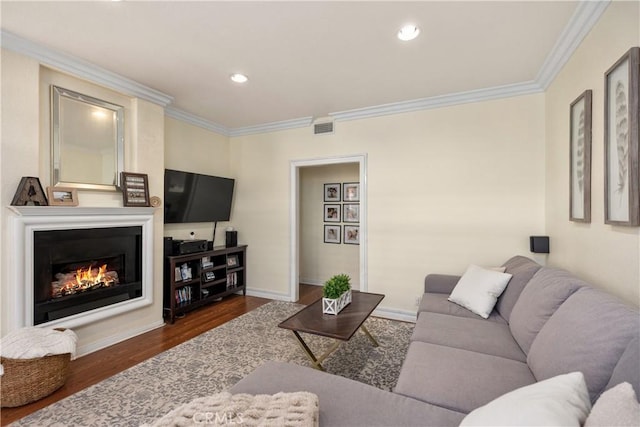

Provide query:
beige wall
left=545, top=1, right=640, bottom=306
left=164, top=117, right=233, bottom=245
left=300, top=163, right=360, bottom=288
left=1, top=49, right=166, bottom=354
left=231, top=94, right=546, bottom=313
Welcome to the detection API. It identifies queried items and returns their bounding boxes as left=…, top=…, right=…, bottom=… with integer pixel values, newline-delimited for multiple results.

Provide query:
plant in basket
left=322, top=274, right=352, bottom=315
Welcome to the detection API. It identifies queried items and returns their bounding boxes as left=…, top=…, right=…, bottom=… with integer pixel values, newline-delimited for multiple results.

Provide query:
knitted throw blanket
left=146, top=392, right=319, bottom=426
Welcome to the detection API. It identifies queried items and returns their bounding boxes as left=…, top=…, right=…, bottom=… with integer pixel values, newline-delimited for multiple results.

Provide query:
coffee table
left=278, top=291, right=385, bottom=371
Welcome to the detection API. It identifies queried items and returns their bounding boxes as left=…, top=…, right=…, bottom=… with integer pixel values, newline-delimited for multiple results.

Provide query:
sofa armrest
left=424, top=274, right=461, bottom=294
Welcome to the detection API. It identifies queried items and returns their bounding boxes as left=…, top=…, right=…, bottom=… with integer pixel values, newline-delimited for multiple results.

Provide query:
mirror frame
left=51, top=85, right=124, bottom=191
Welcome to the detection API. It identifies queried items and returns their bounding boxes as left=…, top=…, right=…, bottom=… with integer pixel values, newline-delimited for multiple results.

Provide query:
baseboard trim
left=76, top=319, right=165, bottom=358
left=245, top=288, right=292, bottom=302
left=372, top=307, right=417, bottom=323
left=299, top=279, right=324, bottom=286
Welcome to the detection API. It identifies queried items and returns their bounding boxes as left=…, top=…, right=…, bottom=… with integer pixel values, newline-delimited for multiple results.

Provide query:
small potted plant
left=322, top=274, right=352, bottom=315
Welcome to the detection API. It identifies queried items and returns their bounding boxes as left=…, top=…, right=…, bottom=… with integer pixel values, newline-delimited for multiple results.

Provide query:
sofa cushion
left=418, top=293, right=507, bottom=323
left=585, top=382, right=640, bottom=427
left=527, top=287, right=639, bottom=401
left=495, top=256, right=542, bottom=322
left=230, top=361, right=465, bottom=427
left=394, top=341, right=536, bottom=414
left=448, top=265, right=513, bottom=319
left=412, top=312, right=526, bottom=362
left=605, top=337, right=640, bottom=397
left=460, top=372, right=591, bottom=427
left=509, top=267, right=585, bottom=354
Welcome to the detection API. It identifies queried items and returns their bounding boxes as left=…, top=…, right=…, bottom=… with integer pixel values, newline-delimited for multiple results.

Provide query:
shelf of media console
left=163, top=245, right=247, bottom=323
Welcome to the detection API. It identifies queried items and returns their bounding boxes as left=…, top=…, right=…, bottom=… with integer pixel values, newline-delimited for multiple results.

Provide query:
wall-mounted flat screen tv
left=164, top=168, right=235, bottom=224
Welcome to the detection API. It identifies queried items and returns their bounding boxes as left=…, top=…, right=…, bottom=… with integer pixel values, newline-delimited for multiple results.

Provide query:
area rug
left=14, top=301, right=413, bottom=426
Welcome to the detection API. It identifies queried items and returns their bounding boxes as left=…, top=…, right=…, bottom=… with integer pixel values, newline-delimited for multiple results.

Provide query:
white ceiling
left=1, top=1, right=595, bottom=133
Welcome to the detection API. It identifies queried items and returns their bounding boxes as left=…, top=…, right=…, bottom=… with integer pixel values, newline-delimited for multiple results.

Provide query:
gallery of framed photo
left=47, top=186, right=79, bottom=206
left=324, top=183, right=341, bottom=202
left=569, top=90, right=592, bottom=223
left=324, top=204, right=341, bottom=222
left=324, top=225, right=341, bottom=244
left=344, top=225, right=359, bottom=245
left=343, top=203, right=360, bottom=223
left=604, top=47, right=640, bottom=226
left=121, top=172, right=150, bottom=207
left=343, top=182, right=360, bottom=202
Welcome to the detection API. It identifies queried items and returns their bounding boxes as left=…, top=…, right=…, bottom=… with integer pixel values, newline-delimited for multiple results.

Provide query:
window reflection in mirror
left=51, top=86, right=124, bottom=191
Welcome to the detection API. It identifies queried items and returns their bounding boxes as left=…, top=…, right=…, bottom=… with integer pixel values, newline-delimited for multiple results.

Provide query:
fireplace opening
left=34, top=226, right=143, bottom=325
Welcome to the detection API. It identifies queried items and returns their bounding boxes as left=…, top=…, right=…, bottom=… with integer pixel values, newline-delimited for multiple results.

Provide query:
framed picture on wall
left=121, top=172, right=151, bottom=207
left=324, top=225, right=341, bottom=244
left=324, top=183, right=341, bottom=202
left=604, top=47, right=640, bottom=226
left=344, top=225, right=359, bottom=245
left=569, top=90, right=592, bottom=223
left=324, top=204, right=341, bottom=222
left=343, top=182, right=360, bottom=202
left=343, top=203, right=360, bottom=223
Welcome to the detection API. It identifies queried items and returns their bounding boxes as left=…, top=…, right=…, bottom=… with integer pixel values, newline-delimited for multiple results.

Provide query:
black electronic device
left=163, top=236, right=174, bottom=257
left=164, top=169, right=235, bottom=224
left=172, top=239, right=208, bottom=255
left=226, top=230, right=237, bottom=248
left=203, top=271, right=216, bottom=282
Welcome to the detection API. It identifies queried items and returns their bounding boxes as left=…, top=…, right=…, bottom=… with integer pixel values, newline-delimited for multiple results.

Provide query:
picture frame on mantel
left=569, top=90, right=592, bottom=223
left=120, top=172, right=151, bottom=207
left=47, top=186, right=79, bottom=206
left=604, top=47, right=640, bottom=226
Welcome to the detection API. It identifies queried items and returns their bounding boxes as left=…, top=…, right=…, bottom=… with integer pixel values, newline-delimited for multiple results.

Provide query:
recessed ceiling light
left=397, top=24, right=420, bottom=41
left=230, top=73, right=249, bottom=84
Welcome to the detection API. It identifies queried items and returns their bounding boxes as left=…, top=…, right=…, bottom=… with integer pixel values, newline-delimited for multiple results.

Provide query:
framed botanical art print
left=324, top=225, right=341, bottom=244
left=324, top=183, right=341, bottom=202
left=604, top=47, right=639, bottom=226
left=324, top=204, right=340, bottom=222
left=570, top=90, right=592, bottom=223
left=344, top=225, right=359, bottom=245
left=343, top=182, right=360, bottom=202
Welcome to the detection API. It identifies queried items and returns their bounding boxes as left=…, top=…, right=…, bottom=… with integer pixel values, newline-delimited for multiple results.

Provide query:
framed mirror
left=51, top=86, right=124, bottom=191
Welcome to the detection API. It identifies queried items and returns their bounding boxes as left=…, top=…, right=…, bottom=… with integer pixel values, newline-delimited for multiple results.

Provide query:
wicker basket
left=1, top=351, right=71, bottom=407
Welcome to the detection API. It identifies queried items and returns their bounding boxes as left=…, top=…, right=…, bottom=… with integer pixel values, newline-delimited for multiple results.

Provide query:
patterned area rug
left=14, top=301, right=413, bottom=426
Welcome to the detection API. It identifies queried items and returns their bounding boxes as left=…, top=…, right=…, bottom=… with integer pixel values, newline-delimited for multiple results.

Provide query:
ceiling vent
left=313, top=121, right=334, bottom=135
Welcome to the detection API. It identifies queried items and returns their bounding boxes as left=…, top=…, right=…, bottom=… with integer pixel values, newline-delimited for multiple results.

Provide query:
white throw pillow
left=460, top=372, right=591, bottom=427
left=584, top=382, right=640, bottom=426
left=448, top=265, right=512, bottom=318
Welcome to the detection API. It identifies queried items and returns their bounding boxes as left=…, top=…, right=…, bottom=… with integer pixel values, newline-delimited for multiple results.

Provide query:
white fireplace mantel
left=7, top=206, right=156, bottom=331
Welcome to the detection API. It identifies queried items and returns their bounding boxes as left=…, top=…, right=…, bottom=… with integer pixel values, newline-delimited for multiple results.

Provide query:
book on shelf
left=175, top=286, right=193, bottom=304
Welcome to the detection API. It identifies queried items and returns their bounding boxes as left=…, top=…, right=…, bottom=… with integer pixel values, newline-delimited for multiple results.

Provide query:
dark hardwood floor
left=1, top=284, right=323, bottom=426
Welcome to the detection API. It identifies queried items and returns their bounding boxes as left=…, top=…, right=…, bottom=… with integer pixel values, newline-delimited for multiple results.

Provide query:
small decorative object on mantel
left=604, top=46, right=639, bottom=226
left=120, top=172, right=150, bottom=207
left=11, top=177, right=48, bottom=206
left=149, top=196, right=162, bottom=208
left=322, top=273, right=352, bottom=315
left=46, top=186, right=79, bottom=206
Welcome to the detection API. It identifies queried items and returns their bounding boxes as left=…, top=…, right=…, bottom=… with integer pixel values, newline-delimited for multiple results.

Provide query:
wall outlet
left=414, top=295, right=422, bottom=307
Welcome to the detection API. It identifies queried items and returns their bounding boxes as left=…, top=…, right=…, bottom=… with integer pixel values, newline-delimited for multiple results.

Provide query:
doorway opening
left=289, top=154, right=367, bottom=302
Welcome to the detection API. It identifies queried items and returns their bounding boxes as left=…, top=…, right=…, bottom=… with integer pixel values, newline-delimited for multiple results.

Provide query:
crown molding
left=330, top=81, right=543, bottom=122
left=536, top=0, right=610, bottom=89
left=165, top=107, right=230, bottom=136
left=0, top=30, right=173, bottom=107
left=229, top=117, right=314, bottom=137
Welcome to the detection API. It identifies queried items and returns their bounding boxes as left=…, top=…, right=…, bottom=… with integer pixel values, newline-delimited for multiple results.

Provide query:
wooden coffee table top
left=278, top=291, right=385, bottom=341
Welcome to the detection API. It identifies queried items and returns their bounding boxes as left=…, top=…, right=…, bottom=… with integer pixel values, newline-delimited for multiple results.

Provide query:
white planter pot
left=322, top=289, right=352, bottom=315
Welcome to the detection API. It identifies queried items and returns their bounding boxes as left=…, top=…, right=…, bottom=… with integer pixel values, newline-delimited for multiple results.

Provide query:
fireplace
left=8, top=206, right=154, bottom=331
left=33, top=226, right=143, bottom=325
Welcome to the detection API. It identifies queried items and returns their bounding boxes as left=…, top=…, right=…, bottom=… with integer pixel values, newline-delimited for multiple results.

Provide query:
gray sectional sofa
left=231, top=256, right=640, bottom=426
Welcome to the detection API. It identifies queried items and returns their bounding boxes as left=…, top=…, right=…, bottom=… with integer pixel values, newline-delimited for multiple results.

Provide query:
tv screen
left=164, top=169, right=235, bottom=224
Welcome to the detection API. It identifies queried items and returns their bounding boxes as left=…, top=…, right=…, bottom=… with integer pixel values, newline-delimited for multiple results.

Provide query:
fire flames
left=51, top=263, right=119, bottom=298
